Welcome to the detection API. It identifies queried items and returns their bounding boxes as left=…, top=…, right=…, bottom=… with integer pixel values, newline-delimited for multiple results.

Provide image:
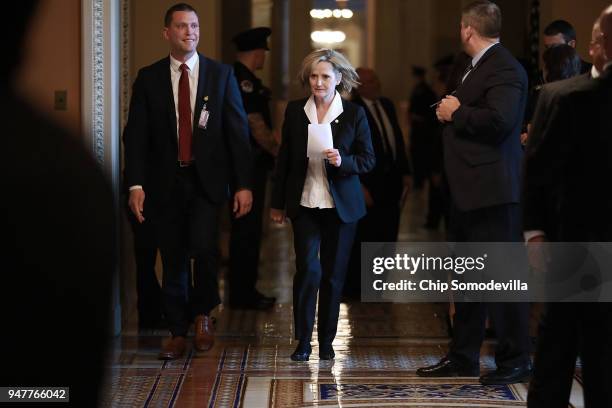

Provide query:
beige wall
left=220, top=0, right=251, bottom=64
left=130, top=0, right=221, bottom=79
left=287, top=0, right=313, bottom=100
left=434, top=0, right=463, bottom=63
left=497, top=0, right=530, bottom=58
left=18, top=0, right=81, bottom=133
left=252, top=0, right=274, bottom=87
left=540, top=0, right=610, bottom=63
left=374, top=0, right=437, bottom=102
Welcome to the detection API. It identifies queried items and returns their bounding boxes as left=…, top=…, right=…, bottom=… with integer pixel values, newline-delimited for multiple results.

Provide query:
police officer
left=228, top=27, right=278, bottom=309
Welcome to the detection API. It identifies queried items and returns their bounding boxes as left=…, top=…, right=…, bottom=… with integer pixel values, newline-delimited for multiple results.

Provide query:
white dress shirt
left=130, top=53, right=199, bottom=191
left=300, top=91, right=344, bottom=209
left=360, top=96, right=396, bottom=158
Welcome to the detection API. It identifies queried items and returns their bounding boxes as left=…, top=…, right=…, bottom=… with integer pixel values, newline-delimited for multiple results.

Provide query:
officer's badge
left=240, top=80, right=254, bottom=93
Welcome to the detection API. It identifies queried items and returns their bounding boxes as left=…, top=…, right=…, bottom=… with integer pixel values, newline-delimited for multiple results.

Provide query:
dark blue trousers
left=291, top=206, right=357, bottom=344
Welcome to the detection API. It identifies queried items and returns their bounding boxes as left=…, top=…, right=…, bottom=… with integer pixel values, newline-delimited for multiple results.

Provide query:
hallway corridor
left=103, top=191, right=586, bottom=407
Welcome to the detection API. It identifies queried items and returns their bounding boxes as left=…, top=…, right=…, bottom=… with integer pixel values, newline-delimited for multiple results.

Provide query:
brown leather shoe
left=194, top=314, right=214, bottom=352
left=158, top=336, right=186, bottom=360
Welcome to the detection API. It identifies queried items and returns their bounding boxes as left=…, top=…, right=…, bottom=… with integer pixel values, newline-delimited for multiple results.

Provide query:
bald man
left=523, top=5, right=612, bottom=407
left=589, top=18, right=607, bottom=77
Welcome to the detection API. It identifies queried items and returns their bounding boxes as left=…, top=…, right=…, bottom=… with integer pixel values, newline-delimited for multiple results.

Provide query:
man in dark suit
left=408, top=66, right=443, bottom=228
left=2, top=2, right=113, bottom=404
left=126, top=208, right=163, bottom=330
left=228, top=27, right=278, bottom=310
left=416, top=1, right=531, bottom=385
left=344, top=67, right=411, bottom=299
left=524, top=8, right=612, bottom=407
left=543, top=19, right=592, bottom=75
left=123, top=3, right=252, bottom=360
left=408, top=66, right=437, bottom=191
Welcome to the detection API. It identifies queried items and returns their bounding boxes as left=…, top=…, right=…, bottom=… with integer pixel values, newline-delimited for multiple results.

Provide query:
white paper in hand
left=307, top=124, right=333, bottom=159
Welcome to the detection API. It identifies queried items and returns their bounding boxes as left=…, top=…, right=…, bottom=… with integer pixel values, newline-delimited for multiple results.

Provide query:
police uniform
left=228, top=27, right=277, bottom=309
left=233, top=61, right=274, bottom=166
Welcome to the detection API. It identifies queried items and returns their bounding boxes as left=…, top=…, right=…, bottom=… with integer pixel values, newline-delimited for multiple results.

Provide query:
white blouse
left=300, top=92, right=344, bottom=209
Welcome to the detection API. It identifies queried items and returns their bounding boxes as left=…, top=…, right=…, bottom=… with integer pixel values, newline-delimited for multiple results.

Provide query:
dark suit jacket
left=2, top=89, right=114, bottom=405
left=271, top=97, right=376, bottom=223
left=443, top=43, right=527, bottom=211
left=123, top=53, right=251, bottom=210
left=523, top=68, right=612, bottom=241
left=352, top=95, right=411, bottom=204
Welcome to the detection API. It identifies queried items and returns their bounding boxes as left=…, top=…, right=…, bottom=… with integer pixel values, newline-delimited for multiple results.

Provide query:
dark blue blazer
left=523, top=68, right=612, bottom=241
left=271, top=97, right=376, bottom=223
left=123, top=53, right=251, bottom=208
left=443, top=43, right=527, bottom=211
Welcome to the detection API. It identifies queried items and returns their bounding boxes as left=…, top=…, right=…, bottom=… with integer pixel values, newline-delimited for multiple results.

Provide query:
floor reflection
left=103, top=189, right=585, bottom=407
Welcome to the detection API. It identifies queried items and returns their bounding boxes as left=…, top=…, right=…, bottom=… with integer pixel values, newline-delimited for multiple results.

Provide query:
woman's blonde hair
left=297, top=48, right=360, bottom=94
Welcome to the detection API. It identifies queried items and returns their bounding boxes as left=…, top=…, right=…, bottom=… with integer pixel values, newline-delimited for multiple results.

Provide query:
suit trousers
left=156, top=165, right=221, bottom=337
left=127, top=211, right=162, bottom=326
left=228, top=157, right=269, bottom=299
left=527, top=302, right=612, bottom=408
left=447, top=203, right=531, bottom=369
left=345, top=200, right=401, bottom=298
left=292, top=206, right=357, bottom=344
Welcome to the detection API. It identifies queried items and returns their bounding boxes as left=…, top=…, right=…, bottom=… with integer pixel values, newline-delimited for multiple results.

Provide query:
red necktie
left=178, top=63, right=192, bottom=161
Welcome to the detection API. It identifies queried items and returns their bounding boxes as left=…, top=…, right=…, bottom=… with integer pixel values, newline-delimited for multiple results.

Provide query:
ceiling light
left=341, top=9, right=353, bottom=18
left=311, top=30, right=346, bottom=44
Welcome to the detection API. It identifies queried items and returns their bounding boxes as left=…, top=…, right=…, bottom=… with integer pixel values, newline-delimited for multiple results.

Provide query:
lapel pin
left=335, top=119, right=339, bottom=123
left=204, top=96, right=209, bottom=102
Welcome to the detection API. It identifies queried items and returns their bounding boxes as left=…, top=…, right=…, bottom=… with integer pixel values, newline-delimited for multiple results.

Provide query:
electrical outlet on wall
left=54, top=90, right=67, bottom=111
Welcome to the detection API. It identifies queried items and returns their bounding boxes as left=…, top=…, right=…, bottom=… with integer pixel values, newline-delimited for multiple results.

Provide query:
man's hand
left=270, top=208, right=286, bottom=224
left=436, top=95, right=461, bottom=122
left=325, top=148, right=342, bottom=167
left=520, top=123, right=532, bottom=146
left=128, top=189, right=146, bottom=223
left=233, top=189, right=253, bottom=218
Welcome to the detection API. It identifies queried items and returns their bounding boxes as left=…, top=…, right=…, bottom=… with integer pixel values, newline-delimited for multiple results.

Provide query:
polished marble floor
left=104, top=189, right=585, bottom=407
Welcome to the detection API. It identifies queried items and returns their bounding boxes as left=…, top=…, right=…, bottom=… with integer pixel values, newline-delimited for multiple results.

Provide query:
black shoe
left=319, top=344, right=335, bottom=360
left=290, top=341, right=312, bottom=361
left=229, top=291, right=276, bottom=310
left=479, top=364, right=532, bottom=385
left=416, top=358, right=479, bottom=377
